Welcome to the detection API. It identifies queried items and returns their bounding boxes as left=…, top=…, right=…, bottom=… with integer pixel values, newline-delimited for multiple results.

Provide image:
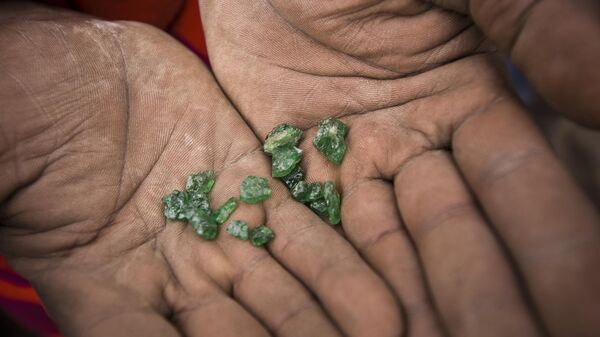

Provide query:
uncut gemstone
left=187, top=209, right=218, bottom=240
left=187, top=191, right=211, bottom=215
left=309, top=198, right=328, bottom=217
left=186, top=170, right=216, bottom=194
left=291, top=181, right=310, bottom=203
left=306, top=182, right=323, bottom=202
left=313, top=118, right=348, bottom=165
left=323, top=181, right=341, bottom=225
left=162, top=190, right=189, bottom=220
left=281, top=165, right=304, bottom=189
left=249, top=225, right=275, bottom=246
left=226, top=220, right=249, bottom=241
left=240, top=176, right=272, bottom=204
left=271, top=145, right=303, bottom=177
left=212, top=197, right=238, bottom=224
left=264, top=124, right=303, bottom=155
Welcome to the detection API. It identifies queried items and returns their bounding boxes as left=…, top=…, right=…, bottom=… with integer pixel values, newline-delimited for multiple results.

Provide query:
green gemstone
left=309, top=198, right=328, bottom=217
left=187, top=209, right=218, bottom=240
left=291, top=181, right=310, bottom=203
left=313, top=118, right=348, bottom=165
left=162, top=190, right=189, bottom=220
left=264, top=124, right=303, bottom=155
left=240, top=176, right=272, bottom=204
left=323, top=181, right=341, bottom=225
left=280, top=165, right=304, bottom=190
left=212, top=197, right=238, bottom=224
left=306, top=182, right=323, bottom=202
left=187, top=191, right=211, bottom=215
left=186, top=170, right=216, bottom=194
left=226, top=220, right=249, bottom=240
left=271, top=145, right=303, bottom=178
left=249, top=225, right=275, bottom=246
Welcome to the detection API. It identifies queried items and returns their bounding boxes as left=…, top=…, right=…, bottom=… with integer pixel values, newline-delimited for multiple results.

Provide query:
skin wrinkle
left=505, top=0, right=541, bottom=56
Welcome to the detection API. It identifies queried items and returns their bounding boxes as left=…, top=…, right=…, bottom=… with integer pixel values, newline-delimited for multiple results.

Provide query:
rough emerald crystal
left=187, top=209, right=218, bottom=240
left=313, top=118, right=348, bottom=165
left=249, top=225, right=275, bottom=246
left=186, top=170, right=215, bottom=194
left=323, top=181, right=341, bottom=225
left=226, top=220, right=249, bottom=240
left=187, top=191, right=211, bottom=215
left=306, top=182, right=323, bottom=202
left=240, top=176, right=272, bottom=204
left=281, top=165, right=304, bottom=189
left=309, top=198, right=328, bottom=217
left=162, top=190, right=189, bottom=220
left=271, top=145, right=303, bottom=178
left=212, top=197, right=238, bottom=224
left=264, top=124, right=303, bottom=155
left=291, top=181, right=310, bottom=203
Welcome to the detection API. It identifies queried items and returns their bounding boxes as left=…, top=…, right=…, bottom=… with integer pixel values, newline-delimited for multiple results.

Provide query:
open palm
left=0, top=4, right=404, bottom=337
left=200, top=1, right=600, bottom=337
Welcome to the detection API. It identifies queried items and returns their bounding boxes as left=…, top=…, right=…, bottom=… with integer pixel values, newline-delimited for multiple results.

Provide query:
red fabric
left=0, top=1, right=209, bottom=336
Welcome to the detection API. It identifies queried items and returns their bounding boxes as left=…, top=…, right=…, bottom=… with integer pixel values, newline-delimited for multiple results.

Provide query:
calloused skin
left=200, top=1, right=600, bottom=337
left=0, top=3, right=402, bottom=337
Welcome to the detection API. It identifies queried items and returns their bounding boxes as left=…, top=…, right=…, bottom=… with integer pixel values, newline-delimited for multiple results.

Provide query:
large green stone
left=291, top=181, right=310, bottom=203
left=226, top=220, right=249, bottom=241
left=186, top=170, right=216, bottom=194
left=323, top=181, right=341, bottom=225
left=313, top=118, right=348, bottom=165
left=162, top=190, right=189, bottom=220
left=187, top=191, right=211, bottom=215
left=271, top=145, right=302, bottom=178
left=264, top=124, right=303, bottom=155
left=212, top=197, right=238, bottom=224
left=187, top=209, right=218, bottom=240
left=240, top=176, right=272, bottom=204
left=249, top=225, right=275, bottom=246
left=280, top=165, right=304, bottom=190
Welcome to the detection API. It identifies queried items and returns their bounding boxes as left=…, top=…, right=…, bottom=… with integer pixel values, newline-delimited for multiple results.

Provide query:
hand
left=0, top=3, right=401, bottom=337
left=200, top=1, right=600, bottom=337
left=426, top=0, right=600, bottom=127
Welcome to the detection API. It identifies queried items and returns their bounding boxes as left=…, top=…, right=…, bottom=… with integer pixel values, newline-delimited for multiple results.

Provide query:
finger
left=341, top=178, right=446, bottom=337
left=428, top=0, right=600, bottom=127
left=263, top=180, right=403, bottom=337
left=395, top=151, right=541, bottom=337
left=210, top=162, right=343, bottom=337
left=453, top=98, right=600, bottom=337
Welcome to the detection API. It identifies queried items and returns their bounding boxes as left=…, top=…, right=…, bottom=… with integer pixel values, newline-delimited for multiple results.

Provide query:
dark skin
left=1, top=1, right=599, bottom=337
left=200, top=0, right=600, bottom=337
left=0, top=3, right=400, bottom=337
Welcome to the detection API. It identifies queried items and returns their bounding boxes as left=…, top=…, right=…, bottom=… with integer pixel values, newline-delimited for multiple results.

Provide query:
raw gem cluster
left=162, top=171, right=274, bottom=246
left=265, top=119, right=347, bottom=225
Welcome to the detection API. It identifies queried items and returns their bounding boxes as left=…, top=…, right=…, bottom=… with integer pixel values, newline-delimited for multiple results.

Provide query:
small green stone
left=271, top=145, right=303, bottom=178
left=212, top=197, right=238, bottom=225
left=226, top=220, right=249, bottom=241
left=187, top=191, right=211, bottom=215
left=313, top=118, right=348, bottom=165
left=306, top=182, right=323, bottom=202
left=280, top=165, right=304, bottom=189
left=240, top=176, right=272, bottom=204
left=309, top=198, right=328, bottom=217
left=249, top=225, right=275, bottom=246
left=187, top=209, right=218, bottom=240
left=291, top=181, right=310, bottom=203
left=323, top=181, right=341, bottom=225
left=162, top=190, right=189, bottom=220
left=186, top=170, right=216, bottom=194
left=264, top=124, right=303, bottom=155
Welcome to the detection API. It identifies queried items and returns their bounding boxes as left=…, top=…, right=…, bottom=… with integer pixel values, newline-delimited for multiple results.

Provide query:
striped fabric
left=0, top=1, right=209, bottom=335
